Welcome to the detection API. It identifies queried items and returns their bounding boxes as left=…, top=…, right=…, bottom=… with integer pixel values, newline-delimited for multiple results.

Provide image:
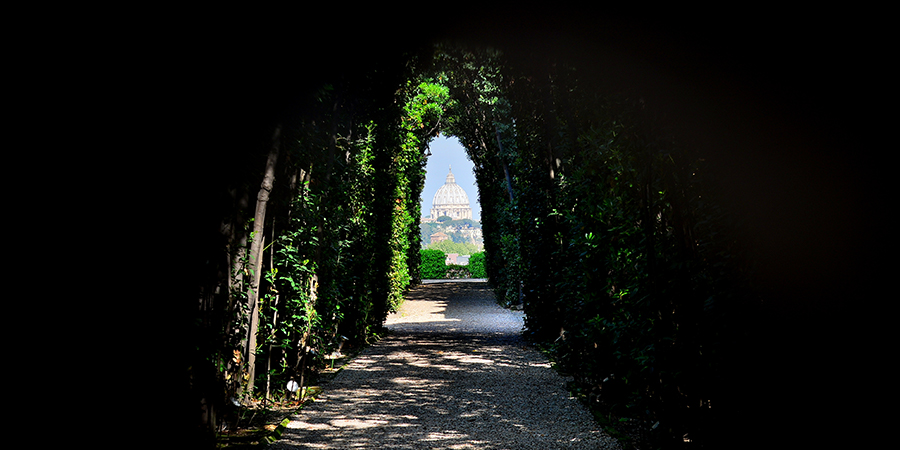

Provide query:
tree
left=419, top=221, right=441, bottom=243
left=444, top=218, right=480, bottom=228
left=242, top=124, right=281, bottom=401
left=427, top=239, right=478, bottom=255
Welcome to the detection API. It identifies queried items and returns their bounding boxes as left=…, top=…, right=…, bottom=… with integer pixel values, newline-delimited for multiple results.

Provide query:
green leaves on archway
left=424, top=44, right=752, bottom=446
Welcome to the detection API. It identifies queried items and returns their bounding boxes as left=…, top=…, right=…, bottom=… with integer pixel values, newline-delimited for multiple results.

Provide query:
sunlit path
left=271, top=281, right=620, bottom=449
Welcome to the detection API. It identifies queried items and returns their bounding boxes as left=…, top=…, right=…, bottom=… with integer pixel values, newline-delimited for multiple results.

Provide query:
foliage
left=429, top=43, right=754, bottom=447
left=468, top=252, right=487, bottom=278
left=444, top=264, right=471, bottom=279
left=399, top=77, right=454, bottom=286
left=447, top=231, right=470, bottom=244
left=419, top=221, right=443, bottom=244
left=419, top=249, right=448, bottom=279
left=190, top=40, right=758, bottom=448
left=420, top=219, right=480, bottom=245
left=441, top=218, right=480, bottom=228
left=426, top=239, right=478, bottom=255
left=188, top=56, right=456, bottom=439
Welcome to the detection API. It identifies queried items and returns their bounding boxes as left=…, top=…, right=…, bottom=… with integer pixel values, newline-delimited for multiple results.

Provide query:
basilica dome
left=431, top=167, right=472, bottom=220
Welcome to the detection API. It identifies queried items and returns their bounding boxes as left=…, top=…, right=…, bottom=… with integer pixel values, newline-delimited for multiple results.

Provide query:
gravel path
left=271, top=281, right=621, bottom=449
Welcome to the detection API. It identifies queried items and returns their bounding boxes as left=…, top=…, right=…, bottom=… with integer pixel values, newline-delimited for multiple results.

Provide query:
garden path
left=270, top=281, right=620, bottom=449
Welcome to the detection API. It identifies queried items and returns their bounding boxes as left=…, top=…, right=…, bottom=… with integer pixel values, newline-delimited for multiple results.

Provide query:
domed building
left=431, top=166, right=472, bottom=220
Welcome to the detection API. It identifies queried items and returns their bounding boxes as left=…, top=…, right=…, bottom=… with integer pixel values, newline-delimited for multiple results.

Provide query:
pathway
left=270, top=281, right=620, bottom=449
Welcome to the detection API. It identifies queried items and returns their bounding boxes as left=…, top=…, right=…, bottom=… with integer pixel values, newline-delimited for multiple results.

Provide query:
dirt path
left=269, top=281, right=620, bottom=449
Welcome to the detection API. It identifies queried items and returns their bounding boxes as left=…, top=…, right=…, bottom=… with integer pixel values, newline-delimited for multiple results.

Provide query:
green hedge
left=468, top=252, right=486, bottom=278
left=420, top=249, right=447, bottom=279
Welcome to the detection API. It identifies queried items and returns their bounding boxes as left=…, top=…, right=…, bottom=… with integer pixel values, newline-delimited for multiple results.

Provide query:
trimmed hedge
left=468, top=252, right=486, bottom=278
left=420, top=249, right=448, bottom=279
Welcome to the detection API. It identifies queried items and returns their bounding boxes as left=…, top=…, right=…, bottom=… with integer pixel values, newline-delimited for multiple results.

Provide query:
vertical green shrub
left=419, top=249, right=448, bottom=279
left=468, top=252, right=487, bottom=278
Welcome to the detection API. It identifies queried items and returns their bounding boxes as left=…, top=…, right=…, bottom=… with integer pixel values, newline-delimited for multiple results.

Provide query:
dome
left=433, top=167, right=470, bottom=206
left=431, top=166, right=473, bottom=220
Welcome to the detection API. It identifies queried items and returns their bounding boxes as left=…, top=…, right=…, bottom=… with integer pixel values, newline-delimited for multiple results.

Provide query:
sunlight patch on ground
left=449, top=442, right=492, bottom=449
left=286, top=420, right=333, bottom=430
left=386, top=313, right=461, bottom=324
left=441, top=353, right=495, bottom=365
left=330, top=418, right=390, bottom=429
left=529, top=361, right=552, bottom=368
left=389, top=377, right=450, bottom=387
left=385, top=300, right=465, bottom=325
left=423, top=430, right=468, bottom=441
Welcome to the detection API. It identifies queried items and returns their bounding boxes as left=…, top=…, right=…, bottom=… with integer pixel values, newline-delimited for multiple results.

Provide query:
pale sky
left=421, top=135, right=481, bottom=221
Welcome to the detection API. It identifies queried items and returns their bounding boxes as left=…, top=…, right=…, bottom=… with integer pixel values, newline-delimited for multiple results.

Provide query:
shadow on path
left=272, top=281, right=619, bottom=449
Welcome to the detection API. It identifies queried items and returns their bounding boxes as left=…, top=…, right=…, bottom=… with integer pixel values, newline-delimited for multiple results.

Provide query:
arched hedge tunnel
left=152, top=14, right=879, bottom=449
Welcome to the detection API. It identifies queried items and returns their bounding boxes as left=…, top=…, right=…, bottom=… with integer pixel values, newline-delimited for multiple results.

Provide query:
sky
left=421, top=135, right=481, bottom=222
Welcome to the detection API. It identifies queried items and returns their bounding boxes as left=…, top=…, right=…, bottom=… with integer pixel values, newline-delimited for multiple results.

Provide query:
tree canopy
left=427, top=239, right=479, bottom=255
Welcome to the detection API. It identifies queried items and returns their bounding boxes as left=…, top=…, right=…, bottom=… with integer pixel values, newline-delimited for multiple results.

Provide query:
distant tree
left=420, top=222, right=441, bottom=243
left=428, top=239, right=478, bottom=255
left=450, top=231, right=469, bottom=244
left=436, top=215, right=452, bottom=222
left=445, top=218, right=480, bottom=228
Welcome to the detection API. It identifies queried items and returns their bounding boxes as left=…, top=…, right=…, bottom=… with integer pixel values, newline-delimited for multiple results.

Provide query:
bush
left=468, top=252, right=487, bottom=278
left=420, top=249, right=447, bottom=279
left=445, top=264, right=471, bottom=278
